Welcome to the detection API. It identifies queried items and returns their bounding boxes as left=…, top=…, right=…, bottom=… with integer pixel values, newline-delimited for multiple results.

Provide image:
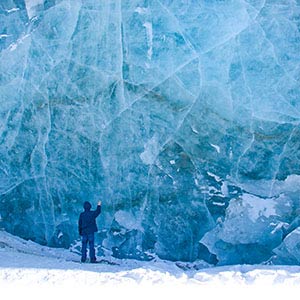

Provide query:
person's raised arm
left=94, top=201, right=102, bottom=217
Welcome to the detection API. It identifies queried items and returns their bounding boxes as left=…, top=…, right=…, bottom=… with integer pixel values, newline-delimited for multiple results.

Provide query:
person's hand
left=98, top=201, right=102, bottom=206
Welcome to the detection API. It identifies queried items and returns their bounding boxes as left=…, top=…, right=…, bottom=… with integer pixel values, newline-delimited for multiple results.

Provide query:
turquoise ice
left=1, top=0, right=300, bottom=264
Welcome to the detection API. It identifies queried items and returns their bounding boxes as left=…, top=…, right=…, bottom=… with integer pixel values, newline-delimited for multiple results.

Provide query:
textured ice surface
left=0, top=0, right=300, bottom=265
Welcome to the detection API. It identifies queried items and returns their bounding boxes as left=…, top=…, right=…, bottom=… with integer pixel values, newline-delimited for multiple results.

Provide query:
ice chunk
left=114, top=210, right=143, bottom=232
left=201, top=193, right=292, bottom=264
left=140, top=136, right=160, bottom=165
left=24, top=0, right=44, bottom=19
left=271, top=228, right=300, bottom=265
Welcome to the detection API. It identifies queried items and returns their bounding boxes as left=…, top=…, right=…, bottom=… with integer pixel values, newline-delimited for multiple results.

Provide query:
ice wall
left=1, top=0, right=300, bottom=265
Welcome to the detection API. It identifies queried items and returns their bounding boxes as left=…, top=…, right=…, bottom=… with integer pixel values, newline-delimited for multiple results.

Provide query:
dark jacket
left=78, top=201, right=101, bottom=236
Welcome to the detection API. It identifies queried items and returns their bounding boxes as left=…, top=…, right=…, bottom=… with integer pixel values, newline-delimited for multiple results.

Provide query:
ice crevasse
left=1, top=0, right=300, bottom=265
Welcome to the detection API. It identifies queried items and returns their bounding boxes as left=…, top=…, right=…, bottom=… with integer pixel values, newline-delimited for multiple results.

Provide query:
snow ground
left=1, top=231, right=300, bottom=300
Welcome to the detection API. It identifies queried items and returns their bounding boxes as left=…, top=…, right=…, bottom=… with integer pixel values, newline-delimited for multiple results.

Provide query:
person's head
left=83, top=201, right=92, bottom=211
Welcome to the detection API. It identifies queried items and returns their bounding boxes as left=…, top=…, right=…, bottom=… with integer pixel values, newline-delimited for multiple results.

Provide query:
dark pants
left=81, top=233, right=96, bottom=262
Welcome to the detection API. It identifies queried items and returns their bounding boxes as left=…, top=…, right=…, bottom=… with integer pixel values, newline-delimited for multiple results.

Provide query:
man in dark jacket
left=78, top=201, right=102, bottom=263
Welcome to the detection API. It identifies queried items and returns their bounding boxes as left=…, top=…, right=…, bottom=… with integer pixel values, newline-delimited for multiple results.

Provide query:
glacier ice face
left=0, top=0, right=300, bottom=264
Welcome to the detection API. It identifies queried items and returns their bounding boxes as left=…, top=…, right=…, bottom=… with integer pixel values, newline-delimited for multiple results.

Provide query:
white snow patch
left=5, top=8, right=20, bottom=13
left=1, top=231, right=300, bottom=300
left=221, top=181, right=229, bottom=197
left=191, top=125, right=199, bottom=134
left=212, top=202, right=225, bottom=206
left=210, top=143, right=220, bottom=153
left=8, top=34, right=30, bottom=51
left=270, top=222, right=289, bottom=235
left=8, top=43, right=18, bottom=51
left=135, top=7, right=148, bottom=15
left=207, top=172, right=222, bottom=182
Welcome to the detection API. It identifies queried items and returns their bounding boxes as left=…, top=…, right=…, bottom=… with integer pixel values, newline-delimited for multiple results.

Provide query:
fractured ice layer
left=0, top=0, right=300, bottom=264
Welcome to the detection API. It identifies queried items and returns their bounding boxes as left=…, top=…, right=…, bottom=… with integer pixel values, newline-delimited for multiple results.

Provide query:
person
left=78, top=200, right=102, bottom=263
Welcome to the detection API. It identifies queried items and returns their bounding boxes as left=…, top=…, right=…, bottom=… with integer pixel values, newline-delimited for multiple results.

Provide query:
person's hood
left=83, top=201, right=92, bottom=211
